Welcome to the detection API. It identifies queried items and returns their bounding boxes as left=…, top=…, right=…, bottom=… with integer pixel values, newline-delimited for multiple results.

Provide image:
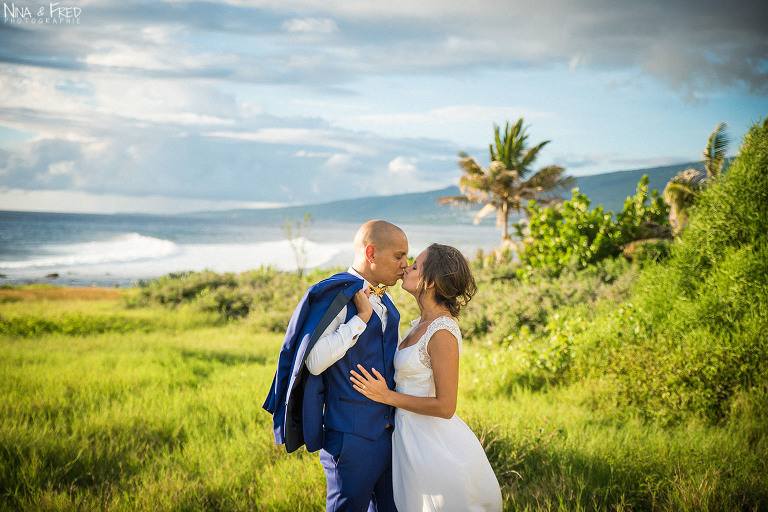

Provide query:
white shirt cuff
left=347, top=314, right=367, bottom=340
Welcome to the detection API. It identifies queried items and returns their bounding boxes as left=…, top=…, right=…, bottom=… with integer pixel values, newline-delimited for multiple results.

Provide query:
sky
left=0, top=0, right=766, bottom=214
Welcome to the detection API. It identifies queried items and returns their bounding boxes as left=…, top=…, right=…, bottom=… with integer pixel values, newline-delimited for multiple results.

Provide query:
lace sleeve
left=419, top=317, right=462, bottom=368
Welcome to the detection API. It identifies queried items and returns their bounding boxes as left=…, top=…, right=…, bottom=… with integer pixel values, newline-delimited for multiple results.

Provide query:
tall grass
left=0, top=318, right=327, bottom=511
left=1, top=291, right=766, bottom=511
left=459, top=377, right=767, bottom=511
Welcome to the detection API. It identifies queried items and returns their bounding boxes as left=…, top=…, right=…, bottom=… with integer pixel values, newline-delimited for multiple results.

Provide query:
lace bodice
left=394, top=316, right=462, bottom=398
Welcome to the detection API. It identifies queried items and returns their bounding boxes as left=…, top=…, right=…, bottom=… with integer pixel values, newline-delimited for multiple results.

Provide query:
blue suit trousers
left=319, top=428, right=397, bottom=512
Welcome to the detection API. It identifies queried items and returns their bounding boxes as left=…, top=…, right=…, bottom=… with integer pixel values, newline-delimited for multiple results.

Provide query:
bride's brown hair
left=416, top=243, right=477, bottom=317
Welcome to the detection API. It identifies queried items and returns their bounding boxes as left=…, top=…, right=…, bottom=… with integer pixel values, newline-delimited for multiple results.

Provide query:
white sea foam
left=0, top=233, right=179, bottom=270
left=0, top=222, right=500, bottom=287
left=0, top=233, right=352, bottom=285
left=151, top=237, right=351, bottom=275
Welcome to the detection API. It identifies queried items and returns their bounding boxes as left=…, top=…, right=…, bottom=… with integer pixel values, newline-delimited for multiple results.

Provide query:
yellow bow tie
left=368, top=284, right=387, bottom=298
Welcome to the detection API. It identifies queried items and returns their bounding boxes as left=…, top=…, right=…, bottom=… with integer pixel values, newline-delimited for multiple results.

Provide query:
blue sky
left=0, top=0, right=766, bottom=214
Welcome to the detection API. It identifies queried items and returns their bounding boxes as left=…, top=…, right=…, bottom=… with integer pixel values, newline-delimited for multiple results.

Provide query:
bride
left=350, top=243, right=503, bottom=512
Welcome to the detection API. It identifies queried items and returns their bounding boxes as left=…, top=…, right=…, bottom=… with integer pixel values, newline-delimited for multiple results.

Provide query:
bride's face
left=401, top=249, right=428, bottom=295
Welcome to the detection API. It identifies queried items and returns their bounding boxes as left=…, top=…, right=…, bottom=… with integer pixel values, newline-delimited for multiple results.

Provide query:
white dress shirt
left=305, top=267, right=390, bottom=375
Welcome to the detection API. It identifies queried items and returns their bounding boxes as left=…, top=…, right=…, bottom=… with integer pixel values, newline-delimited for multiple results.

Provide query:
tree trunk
left=501, top=202, right=509, bottom=242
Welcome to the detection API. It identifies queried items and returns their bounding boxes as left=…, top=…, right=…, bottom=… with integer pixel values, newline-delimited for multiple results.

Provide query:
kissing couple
left=264, top=220, right=502, bottom=512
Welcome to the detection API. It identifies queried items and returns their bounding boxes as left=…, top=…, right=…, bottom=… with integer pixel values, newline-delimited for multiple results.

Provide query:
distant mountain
left=195, top=186, right=478, bottom=225
left=196, top=160, right=712, bottom=225
left=574, top=161, right=698, bottom=213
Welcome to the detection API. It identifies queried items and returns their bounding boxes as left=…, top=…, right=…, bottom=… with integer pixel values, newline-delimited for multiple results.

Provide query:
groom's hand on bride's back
left=352, top=288, right=373, bottom=323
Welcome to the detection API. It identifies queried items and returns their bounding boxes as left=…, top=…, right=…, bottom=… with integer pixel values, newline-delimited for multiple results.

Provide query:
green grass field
left=1, top=286, right=765, bottom=511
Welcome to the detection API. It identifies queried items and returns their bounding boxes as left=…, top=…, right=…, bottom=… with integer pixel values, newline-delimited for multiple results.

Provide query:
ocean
left=0, top=210, right=501, bottom=287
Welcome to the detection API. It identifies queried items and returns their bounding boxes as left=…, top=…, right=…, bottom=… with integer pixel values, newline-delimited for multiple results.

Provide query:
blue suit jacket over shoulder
left=263, top=272, right=364, bottom=453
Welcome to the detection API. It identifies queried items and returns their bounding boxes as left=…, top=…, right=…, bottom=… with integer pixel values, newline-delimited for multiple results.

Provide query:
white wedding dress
left=392, top=317, right=503, bottom=512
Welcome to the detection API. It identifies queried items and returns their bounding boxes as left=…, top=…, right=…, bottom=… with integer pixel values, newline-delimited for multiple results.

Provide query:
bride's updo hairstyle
left=416, top=243, right=477, bottom=317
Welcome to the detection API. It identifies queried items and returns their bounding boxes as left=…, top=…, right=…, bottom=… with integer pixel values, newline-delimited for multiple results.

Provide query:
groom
left=263, top=219, right=408, bottom=512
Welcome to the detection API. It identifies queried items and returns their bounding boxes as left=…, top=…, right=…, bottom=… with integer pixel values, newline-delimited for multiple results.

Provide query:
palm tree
left=662, top=168, right=704, bottom=235
left=663, top=122, right=729, bottom=235
left=438, top=119, right=574, bottom=244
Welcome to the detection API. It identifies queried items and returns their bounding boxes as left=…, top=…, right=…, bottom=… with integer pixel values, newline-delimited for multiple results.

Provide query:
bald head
left=352, top=220, right=409, bottom=286
left=353, top=220, right=405, bottom=252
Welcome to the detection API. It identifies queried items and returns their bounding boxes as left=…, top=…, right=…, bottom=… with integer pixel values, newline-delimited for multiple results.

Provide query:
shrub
left=517, top=175, right=670, bottom=277
left=128, top=267, right=342, bottom=329
left=578, top=118, right=768, bottom=423
left=623, top=238, right=672, bottom=267
left=459, top=257, right=635, bottom=343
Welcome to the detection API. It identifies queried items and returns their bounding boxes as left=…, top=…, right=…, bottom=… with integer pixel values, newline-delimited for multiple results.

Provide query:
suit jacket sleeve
left=262, top=273, right=363, bottom=451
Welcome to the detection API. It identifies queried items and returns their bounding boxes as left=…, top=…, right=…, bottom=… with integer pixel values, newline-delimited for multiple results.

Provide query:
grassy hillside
left=1, top=266, right=766, bottom=511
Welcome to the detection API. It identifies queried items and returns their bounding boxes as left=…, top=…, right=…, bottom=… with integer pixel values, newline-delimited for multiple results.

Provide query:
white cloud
left=82, top=43, right=170, bottom=71
left=48, top=161, right=75, bottom=176
left=321, top=153, right=355, bottom=172
left=388, top=156, right=416, bottom=176
left=282, top=17, right=338, bottom=35
left=203, top=128, right=374, bottom=155
left=326, top=105, right=551, bottom=146
left=0, top=188, right=286, bottom=214
left=348, top=105, right=550, bottom=126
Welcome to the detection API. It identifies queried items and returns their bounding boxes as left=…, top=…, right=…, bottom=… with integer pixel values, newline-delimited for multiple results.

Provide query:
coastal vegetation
left=663, top=122, right=730, bottom=235
left=438, top=119, right=575, bottom=244
left=515, top=174, right=670, bottom=278
left=1, top=119, right=767, bottom=511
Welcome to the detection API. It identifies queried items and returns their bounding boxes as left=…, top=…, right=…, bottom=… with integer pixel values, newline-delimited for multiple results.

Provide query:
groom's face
left=371, top=232, right=409, bottom=286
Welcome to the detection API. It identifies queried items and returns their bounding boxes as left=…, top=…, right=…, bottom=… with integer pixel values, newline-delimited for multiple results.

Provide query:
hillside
left=195, top=161, right=709, bottom=224
left=574, top=161, right=705, bottom=213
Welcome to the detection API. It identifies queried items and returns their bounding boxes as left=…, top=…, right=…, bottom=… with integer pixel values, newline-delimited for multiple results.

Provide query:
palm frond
left=436, top=195, right=472, bottom=206
left=459, top=175, right=491, bottom=201
left=458, top=155, right=486, bottom=177
left=492, top=168, right=520, bottom=185
left=703, top=122, right=729, bottom=179
left=669, top=168, right=705, bottom=188
left=524, top=165, right=571, bottom=191
left=490, top=119, right=526, bottom=167
left=519, top=141, right=550, bottom=171
left=459, top=173, right=489, bottom=188
left=473, top=202, right=497, bottom=225
left=662, top=175, right=699, bottom=208
left=662, top=182, right=697, bottom=203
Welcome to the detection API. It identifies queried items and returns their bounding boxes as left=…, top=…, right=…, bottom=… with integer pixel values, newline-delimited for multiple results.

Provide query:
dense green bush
left=128, top=254, right=637, bottom=344
left=517, top=190, right=617, bottom=275
left=473, top=119, right=768, bottom=425
left=447, top=256, right=635, bottom=343
left=626, top=238, right=671, bottom=266
left=128, top=267, right=341, bottom=329
left=571, top=118, right=768, bottom=423
left=517, top=175, right=669, bottom=277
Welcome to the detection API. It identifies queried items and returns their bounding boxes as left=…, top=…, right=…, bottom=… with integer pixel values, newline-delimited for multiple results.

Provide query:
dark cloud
left=3, top=0, right=764, bottom=92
